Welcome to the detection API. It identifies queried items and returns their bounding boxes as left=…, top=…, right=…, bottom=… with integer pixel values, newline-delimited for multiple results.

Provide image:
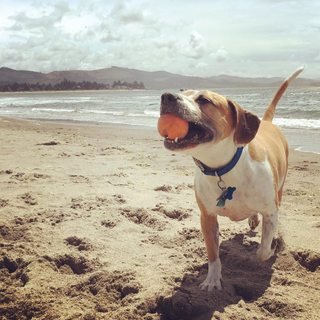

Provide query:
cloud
left=212, top=47, right=228, bottom=63
left=184, top=31, right=206, bottom=59
left=0, top=0, right=319, bottom=78
left=8, top=2, right=70, bottom=32
left=110, top=1, right=146, bottom=23
left=100, top=30, right=121, bottom=43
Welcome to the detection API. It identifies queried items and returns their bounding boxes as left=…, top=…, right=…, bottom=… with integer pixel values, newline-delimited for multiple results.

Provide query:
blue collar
left=193, top=147, right=244, bottom=177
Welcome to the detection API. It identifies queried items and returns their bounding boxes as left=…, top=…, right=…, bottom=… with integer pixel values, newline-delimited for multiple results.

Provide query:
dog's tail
left=263, top=66, right=304, bottom=122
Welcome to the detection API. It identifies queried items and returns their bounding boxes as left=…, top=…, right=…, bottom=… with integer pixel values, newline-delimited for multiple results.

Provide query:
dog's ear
left=228, top=99, right=260, bottom=145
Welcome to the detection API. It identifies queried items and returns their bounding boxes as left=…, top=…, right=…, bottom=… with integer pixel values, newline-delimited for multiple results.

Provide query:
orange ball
left=157, top=114, right=189, bottom=140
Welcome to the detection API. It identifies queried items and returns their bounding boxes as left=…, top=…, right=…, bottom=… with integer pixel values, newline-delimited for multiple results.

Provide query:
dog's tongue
left=158, top=114, right=189, bottom=140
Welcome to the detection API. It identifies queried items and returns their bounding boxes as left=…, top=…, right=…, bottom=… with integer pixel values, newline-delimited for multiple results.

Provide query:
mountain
left=0, top=67, right=47, bottom=84
left=0, top=66, right=319, bottom=89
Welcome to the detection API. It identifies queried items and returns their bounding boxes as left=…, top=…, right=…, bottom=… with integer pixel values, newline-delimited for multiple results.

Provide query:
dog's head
left=158, top=89, right=260, bottom=152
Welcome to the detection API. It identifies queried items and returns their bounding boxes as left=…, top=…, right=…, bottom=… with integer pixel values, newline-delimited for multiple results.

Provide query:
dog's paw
left=199, top=277, right=222, bottom=291
left=199, top=258, right=222, bottom=291
left=248, top=214, right=260, bottom=230
left=256, top=245, right=275, bottom=261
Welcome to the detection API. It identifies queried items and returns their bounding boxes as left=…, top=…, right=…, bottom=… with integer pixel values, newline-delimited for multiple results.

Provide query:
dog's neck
left=186, top=136, right=240, bottom=169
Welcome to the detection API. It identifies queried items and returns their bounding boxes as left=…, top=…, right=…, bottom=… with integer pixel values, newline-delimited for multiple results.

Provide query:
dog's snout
left=161, top=93, right=181, bottom=105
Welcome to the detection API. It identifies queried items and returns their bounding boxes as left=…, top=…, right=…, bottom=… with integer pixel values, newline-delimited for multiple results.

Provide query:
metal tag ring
left=217, top=177, right=226, bottom=190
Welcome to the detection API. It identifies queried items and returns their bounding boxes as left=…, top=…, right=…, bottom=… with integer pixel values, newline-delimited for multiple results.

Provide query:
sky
left=0, top=0, right=319, bottom=78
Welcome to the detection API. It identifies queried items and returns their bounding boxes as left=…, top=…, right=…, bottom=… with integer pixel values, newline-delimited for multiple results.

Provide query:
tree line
left=0, top=79, right=145, bottom=92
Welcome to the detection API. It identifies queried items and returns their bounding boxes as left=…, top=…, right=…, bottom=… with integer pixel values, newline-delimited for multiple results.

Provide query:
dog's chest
left=195, top=161, right=276, bottom=219
left=216, top=187, right=264, bottom=220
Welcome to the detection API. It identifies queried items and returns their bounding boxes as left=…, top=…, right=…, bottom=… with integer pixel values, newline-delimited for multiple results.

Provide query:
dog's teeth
left=174, top=137, right=179, bottom=143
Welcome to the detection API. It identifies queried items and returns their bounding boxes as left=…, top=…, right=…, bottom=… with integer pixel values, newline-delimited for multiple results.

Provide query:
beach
left=0, top=117, right=319, bottom=320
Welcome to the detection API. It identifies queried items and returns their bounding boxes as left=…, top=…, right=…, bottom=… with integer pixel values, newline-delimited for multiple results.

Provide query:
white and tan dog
left=158, top=67, right=303, bottom=291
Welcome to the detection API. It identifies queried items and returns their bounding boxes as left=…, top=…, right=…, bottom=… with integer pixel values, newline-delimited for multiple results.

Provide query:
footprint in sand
left=154, top=183, right=193, bottom=193
left=120, top=207, right=167, bottom=231
left=19, top=192, right=37, bottom=205
left=58, top=152, right=71, bottom=158
left=69, top=175, right=90, bottom=183
left=0, top=169, right=13, bottom=175
left=67, top=270, right=141, bottom=312
left=112, top=194, right=126, bottom=204
left=9, top=172, right=50, bottom=182
left=64, top=236, right=93, bottom=251
left=44, top=254, right=96, bottom=275
left=70, top=196, right=110, bottom=211
left=0, top=255, right=29, bottom=286
left=101, top=219, right=117, bottom=228
left=291, top=249, right=320, bottom=272
left=0, top=199, right=9, bottom=208
left=152, top=204, right=192, bottom=221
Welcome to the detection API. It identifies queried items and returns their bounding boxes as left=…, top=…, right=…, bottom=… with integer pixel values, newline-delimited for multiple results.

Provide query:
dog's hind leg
left=248, top=214, right=260, bottom=230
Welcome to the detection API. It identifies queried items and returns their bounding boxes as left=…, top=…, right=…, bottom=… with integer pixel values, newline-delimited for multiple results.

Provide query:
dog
left=158, top=67, right=303, bottom=291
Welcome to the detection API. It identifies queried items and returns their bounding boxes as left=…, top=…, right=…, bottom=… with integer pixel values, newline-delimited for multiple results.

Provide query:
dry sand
left=0, top=117, right=319, bottom=320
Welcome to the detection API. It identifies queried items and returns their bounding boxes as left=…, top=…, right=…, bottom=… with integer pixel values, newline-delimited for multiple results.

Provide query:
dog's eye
left=196, top=96, right=212, bottom=105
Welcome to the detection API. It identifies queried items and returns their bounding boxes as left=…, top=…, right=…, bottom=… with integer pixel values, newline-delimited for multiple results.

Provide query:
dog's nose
left=161, top=93, right=181, bottom=105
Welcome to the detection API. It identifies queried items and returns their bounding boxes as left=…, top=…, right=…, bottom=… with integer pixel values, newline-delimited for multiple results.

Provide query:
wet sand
left=0, top=117, right=319, bottom=320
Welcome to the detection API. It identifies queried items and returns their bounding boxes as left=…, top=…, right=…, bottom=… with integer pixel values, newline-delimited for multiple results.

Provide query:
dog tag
left=216, top=186, right=236, bottom=207
left=216, top=198, right=226, bottom=207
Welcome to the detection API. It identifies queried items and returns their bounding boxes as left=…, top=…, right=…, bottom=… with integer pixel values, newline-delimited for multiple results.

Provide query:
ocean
left=0, top=87, right=319, bottom=153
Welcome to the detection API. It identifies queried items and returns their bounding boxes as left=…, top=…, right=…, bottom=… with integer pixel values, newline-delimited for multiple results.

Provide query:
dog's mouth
left=163, top=117, right=213, bottom=151
left=159, top=92, right=214, bottom=150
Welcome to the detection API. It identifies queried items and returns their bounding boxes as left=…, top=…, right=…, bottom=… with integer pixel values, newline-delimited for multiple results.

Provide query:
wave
left=144, top=110, right=159, bottom=117
left=32, top=108, right=75, bottom=113
left=231, top=93, right=261, bottom=98
left=0, top=99, right=91, bottom=107
left=79, top=109, right=125, bottom=116
left=273, top=118, right=320, bottom=129
left=98, top=119, right=155, bottom=128
left=127, top=110, right=159, bottom=118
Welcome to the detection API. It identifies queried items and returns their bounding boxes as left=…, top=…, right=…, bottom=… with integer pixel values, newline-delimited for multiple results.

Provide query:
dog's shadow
left=158, top=231, right=277, bottom=320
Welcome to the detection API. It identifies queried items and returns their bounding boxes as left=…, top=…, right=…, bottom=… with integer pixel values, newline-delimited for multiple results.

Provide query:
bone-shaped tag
left=216, top=187, right=236, bottom=207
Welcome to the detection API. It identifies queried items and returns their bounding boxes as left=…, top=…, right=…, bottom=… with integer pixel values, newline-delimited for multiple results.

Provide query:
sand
left=0, top=117, right=319, bottom=320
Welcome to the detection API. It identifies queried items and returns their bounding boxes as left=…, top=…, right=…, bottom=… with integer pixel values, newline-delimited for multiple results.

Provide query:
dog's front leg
left=199, top=211, right=222, bottom=291
left=256, top=211, right=278, bottom=261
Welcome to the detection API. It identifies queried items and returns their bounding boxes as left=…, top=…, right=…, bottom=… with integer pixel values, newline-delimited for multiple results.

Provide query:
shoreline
left=282, top=127, right=320, bottom=154
left=2, top=115, right=320, bottom=154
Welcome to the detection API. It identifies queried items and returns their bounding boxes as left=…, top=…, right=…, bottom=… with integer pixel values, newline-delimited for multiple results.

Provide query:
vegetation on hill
left=0, top=79, right=145, bottom=92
